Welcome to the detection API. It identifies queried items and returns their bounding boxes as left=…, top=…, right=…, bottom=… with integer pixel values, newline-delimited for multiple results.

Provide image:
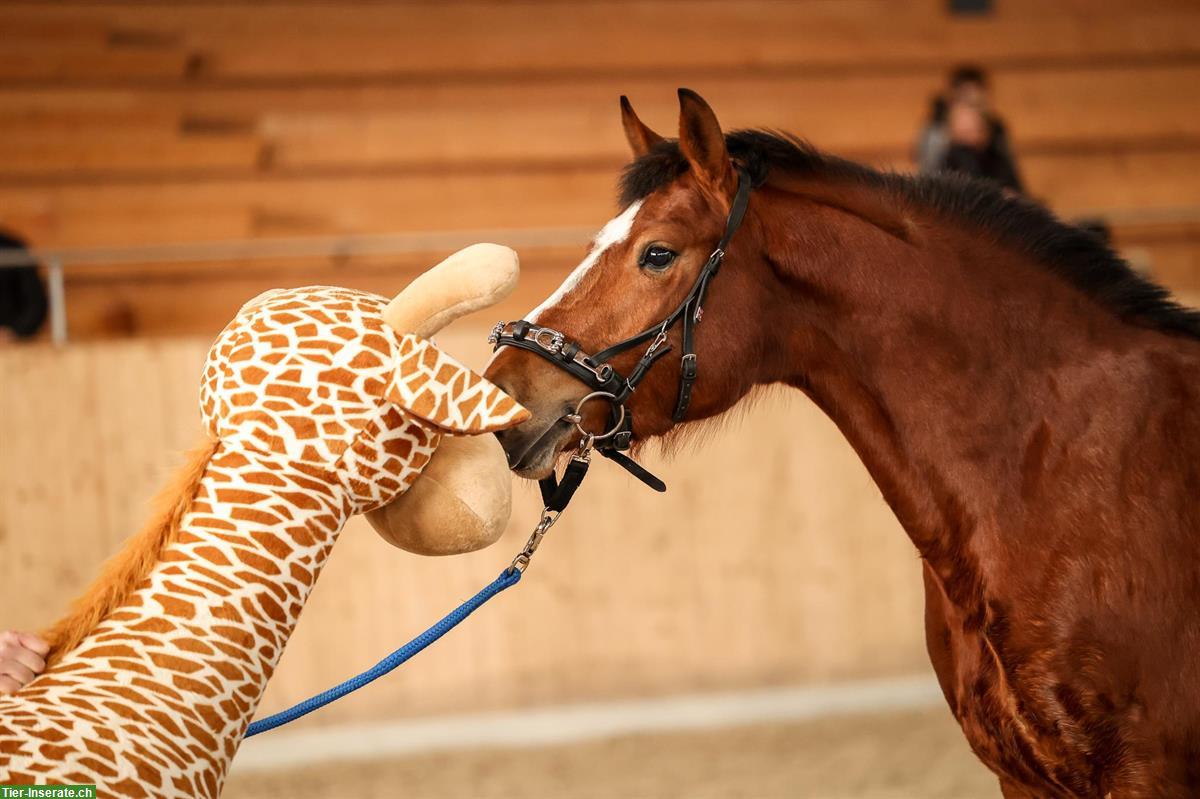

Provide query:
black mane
left=620, top=129, right=1200, bottom=341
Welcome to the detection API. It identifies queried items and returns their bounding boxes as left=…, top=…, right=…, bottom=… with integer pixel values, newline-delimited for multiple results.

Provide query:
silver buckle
left=532, top=327, right=565, bottom=354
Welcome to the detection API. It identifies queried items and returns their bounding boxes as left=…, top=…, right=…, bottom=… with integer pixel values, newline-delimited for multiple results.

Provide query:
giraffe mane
left=41, top=436, right=220, bottom=666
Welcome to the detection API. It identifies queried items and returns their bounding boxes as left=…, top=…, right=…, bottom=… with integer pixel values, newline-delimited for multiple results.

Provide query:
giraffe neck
left=46, top=440, right=352, bottom=795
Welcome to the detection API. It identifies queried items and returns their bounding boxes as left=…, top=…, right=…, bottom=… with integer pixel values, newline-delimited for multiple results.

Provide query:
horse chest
left=919, top=564, right=1162, bottom=798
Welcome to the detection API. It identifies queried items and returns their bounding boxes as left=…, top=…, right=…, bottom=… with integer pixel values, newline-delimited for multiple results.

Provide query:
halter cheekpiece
left=489, top=167, right=753, bottom=505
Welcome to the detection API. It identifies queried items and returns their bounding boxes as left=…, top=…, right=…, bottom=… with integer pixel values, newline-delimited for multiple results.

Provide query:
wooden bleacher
left=0, top=0, right=1197, bottom=339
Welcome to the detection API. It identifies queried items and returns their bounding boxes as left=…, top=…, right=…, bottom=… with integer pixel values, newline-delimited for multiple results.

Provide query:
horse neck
left=47, top=439, right=351, bottom=782
left=765, top=191, right=1192, bottom=597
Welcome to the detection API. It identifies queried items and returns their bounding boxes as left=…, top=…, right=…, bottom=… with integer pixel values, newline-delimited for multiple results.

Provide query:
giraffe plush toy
left=0, top=244, right=530, bottom=797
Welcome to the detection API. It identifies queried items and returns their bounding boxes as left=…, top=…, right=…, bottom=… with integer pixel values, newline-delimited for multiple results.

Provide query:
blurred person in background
left=916, top=65, right=1025, bottom=195
left=0, top=230, right=48, bottom=343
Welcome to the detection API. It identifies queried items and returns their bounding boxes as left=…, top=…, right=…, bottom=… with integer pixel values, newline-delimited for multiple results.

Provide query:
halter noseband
left=489, top=167, right=753, bottom=496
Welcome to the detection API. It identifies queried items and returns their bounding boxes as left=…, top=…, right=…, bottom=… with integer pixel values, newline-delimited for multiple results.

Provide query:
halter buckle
left=680, top=353, right=698, bottom=381
left=532, top=328, right=564, bottom=354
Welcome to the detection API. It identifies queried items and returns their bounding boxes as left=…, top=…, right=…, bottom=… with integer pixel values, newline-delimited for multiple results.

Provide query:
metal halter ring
left=562, top=391, right=627, bottom=443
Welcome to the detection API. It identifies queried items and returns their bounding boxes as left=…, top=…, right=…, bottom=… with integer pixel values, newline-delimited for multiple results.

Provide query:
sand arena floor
left=225, top=706, right=1000, bottom=799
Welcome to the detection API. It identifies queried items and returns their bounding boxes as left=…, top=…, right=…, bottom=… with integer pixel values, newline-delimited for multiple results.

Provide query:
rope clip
left=508, top=509, right=561, bottom=575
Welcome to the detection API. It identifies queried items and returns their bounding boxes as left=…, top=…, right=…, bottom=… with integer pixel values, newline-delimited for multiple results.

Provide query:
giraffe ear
left=387, top=333, right=530, bottom=434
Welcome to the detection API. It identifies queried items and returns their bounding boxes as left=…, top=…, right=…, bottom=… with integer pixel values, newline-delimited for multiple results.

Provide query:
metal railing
left=2, top=204, right=1198, bottom=346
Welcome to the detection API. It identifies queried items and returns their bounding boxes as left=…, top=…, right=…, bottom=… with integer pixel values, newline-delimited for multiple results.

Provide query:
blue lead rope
left=244, top=567, right=522, bottom=738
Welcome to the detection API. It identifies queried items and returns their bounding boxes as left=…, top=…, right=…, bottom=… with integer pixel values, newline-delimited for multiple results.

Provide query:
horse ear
left=677, top=88, right=736, bottom=201
left=620, top=95, right=664, bottom=157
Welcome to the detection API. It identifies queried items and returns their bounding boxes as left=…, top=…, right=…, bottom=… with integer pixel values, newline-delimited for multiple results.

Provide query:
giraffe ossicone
left=0, top=244, right=530, bottom=797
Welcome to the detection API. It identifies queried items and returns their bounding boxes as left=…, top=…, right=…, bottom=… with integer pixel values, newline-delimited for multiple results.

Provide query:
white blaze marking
left=528, top=200, right=643, bottom=322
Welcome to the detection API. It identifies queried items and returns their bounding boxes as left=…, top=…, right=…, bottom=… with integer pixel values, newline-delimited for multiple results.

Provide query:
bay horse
left=484, top=89, right=1200, bottom=798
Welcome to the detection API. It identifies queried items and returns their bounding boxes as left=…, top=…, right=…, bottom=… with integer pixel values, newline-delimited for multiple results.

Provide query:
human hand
left=0, top=630, right=49, bottom=694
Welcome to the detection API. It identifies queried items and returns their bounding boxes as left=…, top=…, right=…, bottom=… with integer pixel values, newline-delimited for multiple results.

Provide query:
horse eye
left=640, top=245, right=677, bottom=271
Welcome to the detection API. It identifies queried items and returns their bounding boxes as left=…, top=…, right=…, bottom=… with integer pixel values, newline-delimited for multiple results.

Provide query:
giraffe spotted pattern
left=0, top=286, right=528, bottom=797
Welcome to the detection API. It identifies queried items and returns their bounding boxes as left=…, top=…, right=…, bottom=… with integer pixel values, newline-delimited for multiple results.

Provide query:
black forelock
left=618, top=129, right=1200, bottom=341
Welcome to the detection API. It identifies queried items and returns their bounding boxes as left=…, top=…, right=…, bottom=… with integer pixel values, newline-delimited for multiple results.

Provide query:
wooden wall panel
left=2, top=3, right=1198, bottom=84
left=48, top=224, right=1200, bottom=342
left=4, top=149, right=1199, bottom=251
left=0, top=0, right=1197, bottom=340
left=0, top=340, right=207, bottom=631
left=55, top=247, right=585, bottom=339
left=2, top=64, right=1198, bottom=179
left=0, top=170, right=617, bottom=247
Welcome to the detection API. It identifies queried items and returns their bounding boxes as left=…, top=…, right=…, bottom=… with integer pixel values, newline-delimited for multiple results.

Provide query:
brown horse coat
left=486, top=90, right=1200, bottom=798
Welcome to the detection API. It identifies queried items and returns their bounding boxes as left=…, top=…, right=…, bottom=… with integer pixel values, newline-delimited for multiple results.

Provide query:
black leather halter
left=489, top=167, right=753, bottom=499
